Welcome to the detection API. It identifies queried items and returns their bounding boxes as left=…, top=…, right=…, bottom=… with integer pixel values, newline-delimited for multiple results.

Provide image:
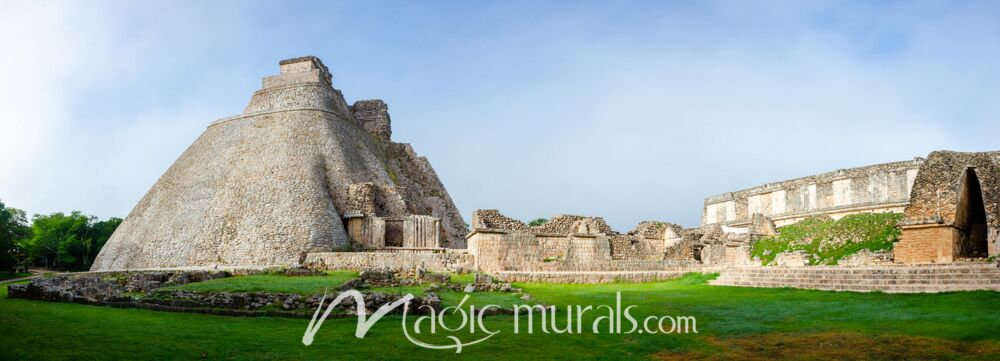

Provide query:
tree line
left=0, top=199, right=121, bottom=273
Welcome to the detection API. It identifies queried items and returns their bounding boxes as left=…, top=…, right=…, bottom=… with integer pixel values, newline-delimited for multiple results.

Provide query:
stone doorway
left=955, top=168, right=988, bottom=258
left=385, top=219, right=404, bottom=247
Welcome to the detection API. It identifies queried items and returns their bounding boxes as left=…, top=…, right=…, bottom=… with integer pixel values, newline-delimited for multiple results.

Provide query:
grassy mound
left=159, top=271, right=358, bottom=295
left=750, top=213, right=902, bottom=265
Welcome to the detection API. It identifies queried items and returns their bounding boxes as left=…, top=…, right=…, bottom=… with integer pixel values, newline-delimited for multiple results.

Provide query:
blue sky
left=1, top=0, right=998, bottom=229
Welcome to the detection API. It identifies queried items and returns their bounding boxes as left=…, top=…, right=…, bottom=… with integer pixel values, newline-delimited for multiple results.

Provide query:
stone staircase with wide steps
left=709, top=263, right=1000, bottom=293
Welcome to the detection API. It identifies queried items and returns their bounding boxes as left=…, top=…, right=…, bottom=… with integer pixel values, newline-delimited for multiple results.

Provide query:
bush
left=750, top=213, right=902, bottom=266
left=528, top=218, right=548, bottom=227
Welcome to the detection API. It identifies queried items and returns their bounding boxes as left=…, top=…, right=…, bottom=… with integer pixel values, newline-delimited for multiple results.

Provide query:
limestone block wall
left=839, top=250, right=892, bottom=266
left=700, top=243, right=752, bottom=267
left=304, top=250, right=473, bottom=273
left=386, top=142, right=469, bottom=248
left=531, top=215, right=614, bottom=235
left=563, top=234, right=612, bottom=265
left=896, top=151, right=1000, bottom=263
left=467, top=227, right=693, bottom=273
left=538, top=235, right=570, bottom=260
left=348, top=183, right=377, bottom=214
left=350, top=99, right=392, bottom=140
left=609, top=235, right=666, bottom=260
left=703, top=158, right=924, bottom=227
left=471, top=209, right=530, bottom=232
left=92, top=56, right=468, bottom=271
left=901, top=151, right=1000, bottom=232
left=467, top=230, right=542, bottom=272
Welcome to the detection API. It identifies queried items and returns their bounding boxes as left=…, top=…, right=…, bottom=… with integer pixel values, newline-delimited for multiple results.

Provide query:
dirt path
left=0, top=268, right=58, bottom=284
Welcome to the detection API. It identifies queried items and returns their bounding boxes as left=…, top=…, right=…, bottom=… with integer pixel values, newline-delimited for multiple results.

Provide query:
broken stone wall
left=703, top=158, right=923, bottom=226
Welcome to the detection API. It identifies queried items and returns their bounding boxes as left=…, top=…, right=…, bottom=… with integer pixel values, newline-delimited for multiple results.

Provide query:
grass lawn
left=0, top=272, right=32, bottom=282
left=751, top=213, right=903, bottom=265
left=158, top=271, right=358, bottom=295
left=3, top=273, right=1000, bottom=360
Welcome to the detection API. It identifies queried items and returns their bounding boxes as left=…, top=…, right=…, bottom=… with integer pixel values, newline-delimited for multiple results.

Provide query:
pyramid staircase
left=709, top=263, right=1000, bottom=293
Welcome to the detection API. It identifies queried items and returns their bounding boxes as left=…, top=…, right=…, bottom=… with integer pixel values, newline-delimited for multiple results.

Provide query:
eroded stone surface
left=92, top=57, right=467, bottom=271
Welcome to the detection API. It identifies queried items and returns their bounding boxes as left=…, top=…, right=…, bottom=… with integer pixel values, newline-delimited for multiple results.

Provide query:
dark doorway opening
left=385, top=219, right=404, bottom=247
left=955, top=168, right=988, bottom=258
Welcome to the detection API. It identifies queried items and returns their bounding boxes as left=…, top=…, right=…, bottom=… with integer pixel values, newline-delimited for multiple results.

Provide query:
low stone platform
left=494, top=270, right=705, bottom=284
left=710, top=263, right=1000, bottom=293
left=304, top=250, right=474, bottom=273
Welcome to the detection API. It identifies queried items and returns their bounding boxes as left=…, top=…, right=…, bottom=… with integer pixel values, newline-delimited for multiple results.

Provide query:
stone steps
left=717, top=272, right=1000, bottom=280
left=710, top=264, right=1000, bottom=293
left=712, top=280, right=1000, bottom=293
left=713, top=276, right=1000, bottom=285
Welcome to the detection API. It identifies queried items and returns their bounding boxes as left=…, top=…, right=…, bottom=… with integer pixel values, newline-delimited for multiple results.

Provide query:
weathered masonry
left=702, top=158, right=924, bottom=227
left=702, top=150, right=1000, bottom=264
left=92, top=56, right=467, bottom=271
left=894, top=151, right=1000, bottom=263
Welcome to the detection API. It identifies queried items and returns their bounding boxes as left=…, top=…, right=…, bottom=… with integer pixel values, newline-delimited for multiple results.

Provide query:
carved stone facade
left=92, top=56, right=467, bottom=271
left=703, top=158, right=924, bottom=227
left=894, top=151, right=1000, bottom=263
left=466, top=210, right=698, bottom=273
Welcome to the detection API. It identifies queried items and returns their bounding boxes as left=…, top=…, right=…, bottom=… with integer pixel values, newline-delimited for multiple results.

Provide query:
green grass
left=159, top=271, right=358, bottom=295
left=0, top=272, right=32, bottom=282
left=751, top=213, right=903, bottom=265
left=449, top=273, right=475, bottom=284
left=437, top=290, right=527, bottom=310
left=4, top=273, right=1000, bottom=359
left=369, top=285, right=430, bottom=296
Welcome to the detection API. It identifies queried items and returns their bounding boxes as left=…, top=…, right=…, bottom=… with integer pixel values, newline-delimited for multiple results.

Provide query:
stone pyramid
left=92, top=56, right=467, bottom=271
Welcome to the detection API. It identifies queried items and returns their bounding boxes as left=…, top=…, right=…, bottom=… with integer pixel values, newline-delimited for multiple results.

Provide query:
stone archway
left=955, top=167, right=988, bottom=258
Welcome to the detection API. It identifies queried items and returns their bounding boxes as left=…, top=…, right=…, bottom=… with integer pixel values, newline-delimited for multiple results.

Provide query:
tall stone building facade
left=703, top=159, right=924, bottom=227
left=703, top=150, right=1000, bottom=264
left=92, top=56, right=468, bottom=271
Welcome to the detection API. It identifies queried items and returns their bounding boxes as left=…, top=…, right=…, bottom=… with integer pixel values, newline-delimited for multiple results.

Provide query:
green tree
left=27, top=212, right=93, bottom=270
left=528, top=218, right=548, bottom=227
left=0, top=200, right=32, bottom=273
left=23, top=212, right=122, bottom=271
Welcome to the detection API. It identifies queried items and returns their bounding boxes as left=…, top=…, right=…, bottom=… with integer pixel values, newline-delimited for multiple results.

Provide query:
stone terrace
left=710, top=263, right=1000, bottom=293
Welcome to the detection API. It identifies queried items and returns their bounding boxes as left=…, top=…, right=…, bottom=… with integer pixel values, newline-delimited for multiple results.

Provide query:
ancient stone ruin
left=85, top=55, right=1000, bottom=292
left=701, top=150, right=1000, bottom=264
left=92, top=56, right=468, bottom=271
left=703, top=158, right=924, bottom=227
left=894, top=151, right=1000, bottom=263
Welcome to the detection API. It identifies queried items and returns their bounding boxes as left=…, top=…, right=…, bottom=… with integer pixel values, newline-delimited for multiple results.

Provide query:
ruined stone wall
left=530, top=215, right=614, bottom=235
left=350, top=99, right=391, bottom=140
left=494, top=271, right=693, bottom=284
left=538, top=235, right=570, bottom=260
left=348, top=183, right=377, bottom=214
left=467, top=225, right=692, bottom=273
left=700, top=243, right=752, bottom=267
left=902, top=151, right=1000, bottom=226
left=471, top=209, right=530, bottom=232
left=839, top=249, right=892, bottom=266
left=896, top=151, right=1000, bottom=262
left=385, top=143, right=469, bottom=247
left=563, top=234, right=612, bottom=265
left=703, top=158, right=923, bottom=227
left=609, top=235, right=666, bottom=261
left=466, top=230, right=541, bottom=272
left=303, top=250, right=473, bottom=273
left=93, top=56, right=468, bottom=271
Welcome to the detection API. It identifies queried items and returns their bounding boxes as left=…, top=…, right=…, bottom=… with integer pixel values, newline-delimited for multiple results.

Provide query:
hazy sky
left=1, top=0, right=998, bottom=230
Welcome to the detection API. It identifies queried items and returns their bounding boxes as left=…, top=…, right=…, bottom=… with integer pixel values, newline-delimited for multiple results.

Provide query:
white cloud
left=0, top=1, right=111, bottom=212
